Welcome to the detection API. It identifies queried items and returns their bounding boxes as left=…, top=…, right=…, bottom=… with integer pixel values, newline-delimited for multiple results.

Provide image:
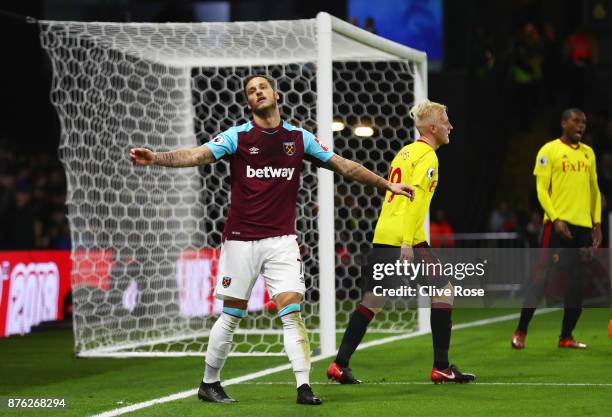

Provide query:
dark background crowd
left=453, top=1, right=612, bottom=246
left=434, top=0, right=612, bottom=246
left=0, top=137, right=70, bottom=250
left=0, top=0, right=611, bottom=250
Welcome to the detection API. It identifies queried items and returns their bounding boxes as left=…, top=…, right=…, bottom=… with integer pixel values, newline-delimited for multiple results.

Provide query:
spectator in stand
left=468, top=25, right=498, bottom=82
left=541, top=22, right=563, bottom=108
left=430, top=208, right=455, bottom=248
left=525, top=211, right=543, bottom=248
left=0, top=144, right=70, bottom=250
left=48, top=222, right=71, bottom=250
left=564, top=26, right=598, bottom=106
left=511, top=22, right=543, bottom=130
left=565, top=26, right=597, bottom=67
left=0, top=171, right=15, bottom=222
left=490, top=201, right=518, bottom=233
left=1, top=186, right=39, bottom=250
left=364, top=17, right=377, bottom=34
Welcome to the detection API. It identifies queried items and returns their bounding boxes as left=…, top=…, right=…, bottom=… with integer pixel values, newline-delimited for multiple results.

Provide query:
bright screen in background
left=194, top=1, right=230, bottom=22
left=348, top=0, right=443, bottom=64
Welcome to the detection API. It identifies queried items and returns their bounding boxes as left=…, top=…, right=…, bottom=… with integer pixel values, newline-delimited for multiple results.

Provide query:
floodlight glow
left=332, top=121, right=345, bottom=131
left=354, top=126, right=374, bottom=137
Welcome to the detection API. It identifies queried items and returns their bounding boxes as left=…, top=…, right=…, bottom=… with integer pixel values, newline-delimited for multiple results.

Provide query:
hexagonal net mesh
left=38, top=17, right=424, bottom=357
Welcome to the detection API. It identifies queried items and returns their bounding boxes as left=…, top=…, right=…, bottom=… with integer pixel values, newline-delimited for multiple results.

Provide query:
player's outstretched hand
left=389, top=183, right=415, bottom=201
left=130, top=148, right=155, bottom=166
left=553, top=219, right=572, bottom=241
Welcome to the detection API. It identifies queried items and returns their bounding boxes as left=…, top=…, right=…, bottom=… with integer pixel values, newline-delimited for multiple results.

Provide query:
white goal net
left=39, top=13, right=427, bottom=357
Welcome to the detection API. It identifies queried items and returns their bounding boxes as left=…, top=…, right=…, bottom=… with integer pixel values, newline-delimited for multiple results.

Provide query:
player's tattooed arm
left=324, top=154, right=414, bottom=200
left=153, top=147, right=215, bottom=167
left=130, top=146, right=215, bottom=167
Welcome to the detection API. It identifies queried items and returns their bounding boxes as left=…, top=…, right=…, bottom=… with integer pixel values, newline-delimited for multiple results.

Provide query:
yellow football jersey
left=373, top=140, right=438, bottom=246
left=533, top=138, right=600, bottom=228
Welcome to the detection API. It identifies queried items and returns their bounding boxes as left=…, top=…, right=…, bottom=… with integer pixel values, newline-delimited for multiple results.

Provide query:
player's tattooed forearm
left=345, top=161, right=387, bottom=192
left=344, top=162, right=360, bottom=179
left=156, top=150, right=197, bottom=167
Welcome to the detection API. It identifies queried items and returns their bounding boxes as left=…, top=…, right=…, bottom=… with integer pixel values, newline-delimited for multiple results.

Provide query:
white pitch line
left=237, top=381, right=612, bottom=387
left=91, top=309, right=557, bottom=417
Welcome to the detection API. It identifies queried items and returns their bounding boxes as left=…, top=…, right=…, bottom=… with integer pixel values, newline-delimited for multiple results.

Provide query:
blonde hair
left=409, top=100, right=447, bottom=128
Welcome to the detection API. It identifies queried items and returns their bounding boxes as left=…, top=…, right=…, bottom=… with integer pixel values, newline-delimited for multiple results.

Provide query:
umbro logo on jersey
left=249, top=146, right=260, bottom=155
left=246, top=165, right=295, bottom=180
left=562, top=154, right=568, bottom=158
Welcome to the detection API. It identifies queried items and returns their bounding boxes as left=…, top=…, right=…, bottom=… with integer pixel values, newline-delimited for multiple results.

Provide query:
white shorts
left=214, top=234, right=305, bottom=301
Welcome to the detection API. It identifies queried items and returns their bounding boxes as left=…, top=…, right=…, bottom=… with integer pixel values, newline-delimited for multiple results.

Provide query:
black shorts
left=534, top=221, right=594, bottom=305
left=539, top=221, right=593, bottom=267
left=362, top=242, right=451, bottom=293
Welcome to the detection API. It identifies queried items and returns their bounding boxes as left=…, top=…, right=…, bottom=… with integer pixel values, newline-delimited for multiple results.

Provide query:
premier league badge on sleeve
left=212, top=135, right=225, bottom=145
left=539, top=155, right=547, bottom=166
left=283, top=141, right=296, bottom=156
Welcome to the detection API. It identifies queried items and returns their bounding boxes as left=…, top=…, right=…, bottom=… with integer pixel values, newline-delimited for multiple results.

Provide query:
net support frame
left=317, top=12, right=430, bottom=356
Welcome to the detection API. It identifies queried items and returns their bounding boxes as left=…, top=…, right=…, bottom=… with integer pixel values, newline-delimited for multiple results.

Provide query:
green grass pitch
left=1, top=308, right=611, bottom=417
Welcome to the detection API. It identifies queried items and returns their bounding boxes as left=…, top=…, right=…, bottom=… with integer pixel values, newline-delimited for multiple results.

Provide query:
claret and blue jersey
left=204, top=120, right=334, bottom=241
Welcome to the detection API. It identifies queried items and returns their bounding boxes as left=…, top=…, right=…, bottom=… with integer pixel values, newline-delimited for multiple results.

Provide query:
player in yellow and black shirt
left=327, top=100, right=475, bottom=385
left=512, top=108, right=602, bottom=350
left=372, top=138, right=438, bottom=247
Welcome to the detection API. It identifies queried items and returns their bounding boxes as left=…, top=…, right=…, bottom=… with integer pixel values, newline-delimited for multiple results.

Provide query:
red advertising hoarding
left=1, top=248, right=270, bottom=338
left=175, top=248, right=270, bottom=316
left=0, top=251, right=72, bottom=337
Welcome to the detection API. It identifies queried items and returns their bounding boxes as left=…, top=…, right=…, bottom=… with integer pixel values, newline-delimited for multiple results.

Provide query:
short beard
left=252, top=101, right=278, bottom=118
left=565, top=133, right=580, bottom=144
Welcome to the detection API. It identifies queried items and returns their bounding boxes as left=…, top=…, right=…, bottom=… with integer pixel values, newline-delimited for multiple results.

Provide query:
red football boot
left=511, top=330, right=526, bottom=349
left=558, top=337, right=587, bottom=349
left=326, top=362, right=361, bottom=384
left=430, top=364, right=475, bottom=384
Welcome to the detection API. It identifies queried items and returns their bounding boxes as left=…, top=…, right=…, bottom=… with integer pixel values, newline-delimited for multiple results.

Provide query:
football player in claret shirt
left=130, top=74, right=414, bottom=405
left=511, top=108, right=602, bottom=350
left=327, top=100, right=475, bottom=385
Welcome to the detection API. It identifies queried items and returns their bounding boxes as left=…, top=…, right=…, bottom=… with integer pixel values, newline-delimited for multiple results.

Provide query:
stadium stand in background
left=2, top=10, right=612, bottom=251
left=0, top=138, right=70, bottom=250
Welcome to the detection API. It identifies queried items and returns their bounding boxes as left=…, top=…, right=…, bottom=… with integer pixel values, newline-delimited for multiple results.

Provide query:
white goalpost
left=39, top=12, right=429, bottom=358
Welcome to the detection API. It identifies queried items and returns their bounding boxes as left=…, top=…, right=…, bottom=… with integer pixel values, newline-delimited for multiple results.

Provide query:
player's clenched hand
left=553, top=219, right=572, bottom=241
left=592, top=223, right=602, bottom=248
left=389, top=183, right=415, bottom=201
left=399, top=244, right=414, bottom=263
left=130, top=148, right=156, bottom=166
